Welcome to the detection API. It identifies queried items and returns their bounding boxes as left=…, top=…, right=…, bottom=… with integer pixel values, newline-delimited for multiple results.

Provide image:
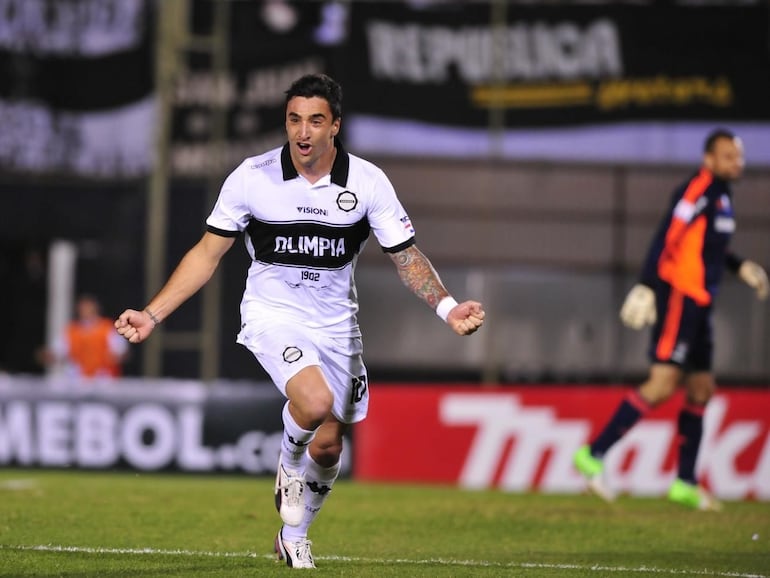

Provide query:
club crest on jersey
left=714, top=216, right=735, bottom=233
left=283, top=346, right=303, bottom=363
left=717, top=194, right=731, bottom=212
left=274, top=235, right=346, bottom=257
left=336, top=191, right=358, bottom=212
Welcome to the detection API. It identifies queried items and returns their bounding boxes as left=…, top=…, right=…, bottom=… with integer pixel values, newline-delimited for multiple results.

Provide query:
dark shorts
left=648, top=281, right=713, bottom=371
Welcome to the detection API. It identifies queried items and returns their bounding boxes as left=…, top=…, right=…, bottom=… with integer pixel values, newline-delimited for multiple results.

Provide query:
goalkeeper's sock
left=591, top=391, right=650, bottom=457
left=676, top=403, right=705, bottom=485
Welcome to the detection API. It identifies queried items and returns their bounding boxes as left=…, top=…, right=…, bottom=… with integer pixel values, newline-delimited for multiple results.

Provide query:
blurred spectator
left=43, top=294, right=128, bottom=379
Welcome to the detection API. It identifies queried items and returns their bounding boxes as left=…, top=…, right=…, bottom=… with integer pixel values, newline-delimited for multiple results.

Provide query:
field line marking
left=0, top=544, right=766, bottom=578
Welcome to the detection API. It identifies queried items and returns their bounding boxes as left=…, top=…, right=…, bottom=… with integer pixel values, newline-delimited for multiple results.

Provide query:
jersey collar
left=280, top=137, right=350, bottom=187
left=699, top=167, right=731, bottom=189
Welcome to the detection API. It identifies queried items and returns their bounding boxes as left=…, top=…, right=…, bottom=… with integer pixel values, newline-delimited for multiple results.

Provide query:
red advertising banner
left=354, top=385, right=770, bottom=501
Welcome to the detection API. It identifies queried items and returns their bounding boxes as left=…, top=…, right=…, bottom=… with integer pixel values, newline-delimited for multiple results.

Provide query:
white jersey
left=206, top=140, right=416, bottom=337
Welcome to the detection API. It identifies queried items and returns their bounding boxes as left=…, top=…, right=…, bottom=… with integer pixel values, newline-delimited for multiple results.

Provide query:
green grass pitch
left=0, top=469, right=768, bottom=577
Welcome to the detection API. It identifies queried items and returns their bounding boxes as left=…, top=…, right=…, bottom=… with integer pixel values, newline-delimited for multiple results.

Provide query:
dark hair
left=285, top=74, right=343, bottom=120
left=704, top=128, right=736, bottom=153
left=77, top=293, right=99, bottom=304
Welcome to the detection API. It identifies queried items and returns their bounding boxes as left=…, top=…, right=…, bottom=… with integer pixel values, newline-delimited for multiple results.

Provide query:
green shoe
left=668, top=479, right=723, bottom=511
left=574, top=445, right=615, bottom=502
left=573, top=445, right=603, bottom=477
left=668, top=479, right=700, bottom=508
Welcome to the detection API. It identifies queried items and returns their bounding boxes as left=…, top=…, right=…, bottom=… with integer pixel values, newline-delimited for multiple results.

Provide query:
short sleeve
left=206, top=161, right=251, bottom=235
left=365, top=165, right=415, bottom=252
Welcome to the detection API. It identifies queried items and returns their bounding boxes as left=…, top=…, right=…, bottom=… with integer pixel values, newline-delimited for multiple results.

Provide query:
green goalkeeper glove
left=619, top=284, right=656, bottom=330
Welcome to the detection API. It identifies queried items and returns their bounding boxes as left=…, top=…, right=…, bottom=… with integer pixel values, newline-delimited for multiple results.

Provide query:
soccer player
left=573, top=128, right=768, bottom=511
left=115, top=74, right=485, bottom=568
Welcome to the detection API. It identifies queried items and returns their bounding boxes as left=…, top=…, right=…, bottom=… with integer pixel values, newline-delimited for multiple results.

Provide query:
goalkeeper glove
left=739, top=260, right=769, bottom=300
left=619, top=284, right=656, bottom=330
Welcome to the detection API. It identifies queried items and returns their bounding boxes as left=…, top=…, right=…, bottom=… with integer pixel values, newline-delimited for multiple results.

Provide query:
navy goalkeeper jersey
left=640, top=168, right=739, bottom=306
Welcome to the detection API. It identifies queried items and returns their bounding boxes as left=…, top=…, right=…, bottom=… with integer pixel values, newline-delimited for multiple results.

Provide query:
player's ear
left=703, top=152, right=714, bottom=170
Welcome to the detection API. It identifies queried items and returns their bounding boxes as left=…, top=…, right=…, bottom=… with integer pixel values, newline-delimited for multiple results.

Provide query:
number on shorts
left=350, top=375, right=367, bottom=404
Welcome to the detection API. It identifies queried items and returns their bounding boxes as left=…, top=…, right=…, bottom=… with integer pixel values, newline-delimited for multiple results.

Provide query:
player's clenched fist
left=114, top=309, right=157, bottom=343
left=446, top=300, right=485, bottom=336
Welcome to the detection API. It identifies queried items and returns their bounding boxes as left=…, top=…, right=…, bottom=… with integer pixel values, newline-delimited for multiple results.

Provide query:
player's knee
left=686, top=377, right=715, bottom=405
left=640, top=364, right=683, bottom=405
left=639, top=379, right=677, bottom=405
left=296, top=388, right=334, bottom=427
left=687, top=390, right=713, bottom=406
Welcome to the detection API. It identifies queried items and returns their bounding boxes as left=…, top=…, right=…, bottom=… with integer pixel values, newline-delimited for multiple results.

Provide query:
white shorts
left=237, top=321, right=369, bottom=424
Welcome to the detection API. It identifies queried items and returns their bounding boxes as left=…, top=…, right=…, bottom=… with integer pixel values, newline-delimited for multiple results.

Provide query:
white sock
left=282, top=454, right=340, bottom=542
left=280, top=401, right=315, bottom=472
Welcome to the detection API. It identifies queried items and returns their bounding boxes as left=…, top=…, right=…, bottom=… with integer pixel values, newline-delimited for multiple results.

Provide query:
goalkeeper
left=574, top=128, right=768, bottom=510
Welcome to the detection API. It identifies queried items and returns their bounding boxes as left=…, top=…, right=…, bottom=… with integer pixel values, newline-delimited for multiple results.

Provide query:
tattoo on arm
left=389, top=245, right=449, bottom=309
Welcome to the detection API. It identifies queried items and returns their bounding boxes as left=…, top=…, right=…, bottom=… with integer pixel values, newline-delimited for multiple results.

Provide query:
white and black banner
left=168, top=1, right=332, bottom=177
left=4, top=1, right=770, bottom=177
left=0, top=0, right=155, bottom=178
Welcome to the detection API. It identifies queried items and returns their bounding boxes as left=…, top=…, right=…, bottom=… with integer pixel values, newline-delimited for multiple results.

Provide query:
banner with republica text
left=346, top=3, right=770, bottom=127
left=343, top=2, right=770, bottom=165
left=353, top=385, right=770, bottom=501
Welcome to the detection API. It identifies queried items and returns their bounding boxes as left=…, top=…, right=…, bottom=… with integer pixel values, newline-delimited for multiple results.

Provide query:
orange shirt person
left=51, top=295, right=128, bottom=378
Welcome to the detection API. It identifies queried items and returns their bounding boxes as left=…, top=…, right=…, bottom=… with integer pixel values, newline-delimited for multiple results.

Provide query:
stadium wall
left=1, top=161, right=768, bottom=384
left=0, top=377, right=767, bottom=501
